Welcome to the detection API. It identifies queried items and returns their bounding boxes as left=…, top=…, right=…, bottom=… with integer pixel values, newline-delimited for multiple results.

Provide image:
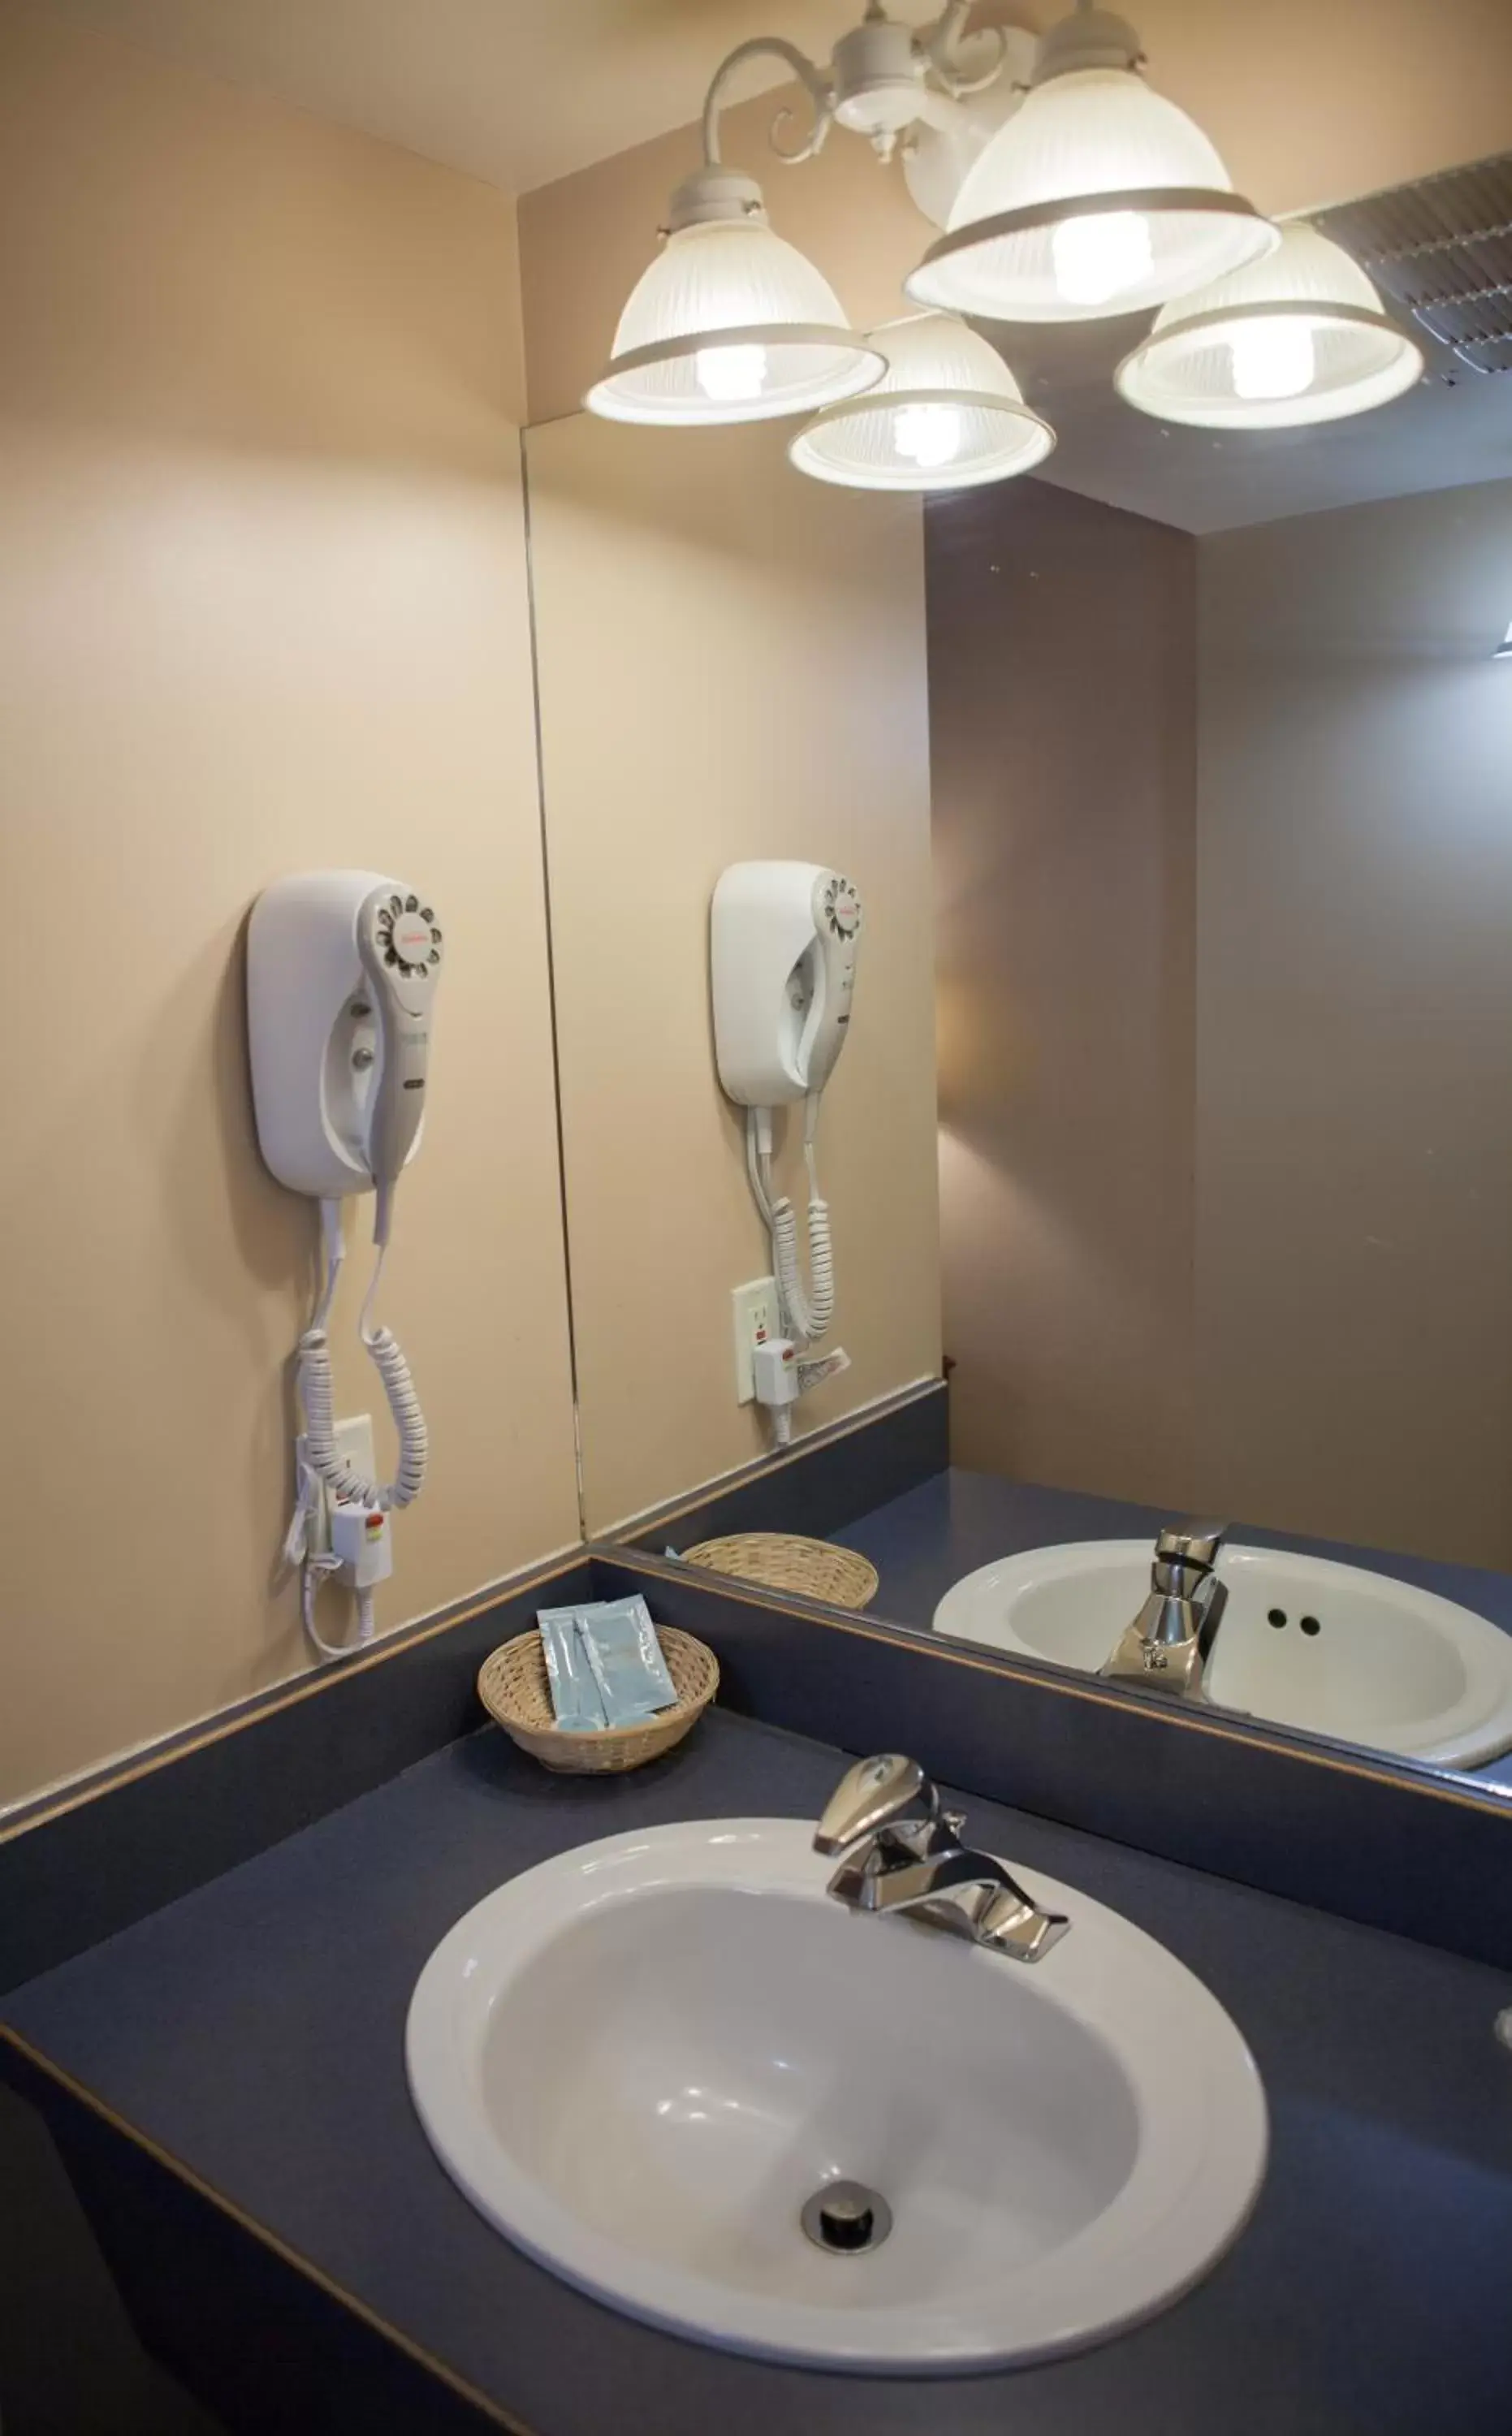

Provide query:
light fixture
left=1114, top=221, right=1425, bottom=427
left=905, top=3, right=1277, bottom=322
left=1496, top=623, right=1512, bottom=662
left=584, top=161, right=885, bottom=425
left=586, top=10, right=1015, bottom=425
left=790, top=313, right=1055, bottom=490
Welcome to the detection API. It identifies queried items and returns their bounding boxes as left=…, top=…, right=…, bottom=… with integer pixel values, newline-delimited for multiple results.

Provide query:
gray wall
left=1193, top=476, right=1512, bottom=1567
left=931, top=470, right=1512, bottom=1570
left=927, top=477, right=1198, bottom=1510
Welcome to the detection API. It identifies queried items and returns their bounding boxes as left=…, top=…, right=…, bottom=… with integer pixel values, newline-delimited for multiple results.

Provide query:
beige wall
left=518, top=1, right=1512, bottom=425
left=0, top=6, right=581, bottom=1807
left=930, top=479, right=1198, bottom=1505
left=525, top=412, right=941, bottom=1533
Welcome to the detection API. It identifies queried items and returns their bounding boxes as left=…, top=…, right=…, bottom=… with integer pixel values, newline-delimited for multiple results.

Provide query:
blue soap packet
left=537, top=1606, right=607, bottom=1732
left=580, top=1596, right=677, bottom=1726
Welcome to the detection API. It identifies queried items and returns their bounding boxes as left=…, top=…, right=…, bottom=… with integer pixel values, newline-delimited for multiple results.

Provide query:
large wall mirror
left=525, top=151, right=1512, bottom=1801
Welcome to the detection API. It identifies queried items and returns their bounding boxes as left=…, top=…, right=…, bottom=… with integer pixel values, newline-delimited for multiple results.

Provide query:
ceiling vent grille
left=1315, top=150, right=1512, bottom=375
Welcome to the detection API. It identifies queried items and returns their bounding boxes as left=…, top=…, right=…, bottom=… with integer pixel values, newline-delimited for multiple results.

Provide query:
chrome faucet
left=1099, top=1521, right=1231, bottom=1700
left=812, top=1753, right=1069, bottom=1964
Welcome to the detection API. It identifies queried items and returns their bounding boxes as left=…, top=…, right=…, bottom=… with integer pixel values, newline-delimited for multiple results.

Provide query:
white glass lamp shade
left=906, top=63, right=1276, bottom=323
left=585, top=177, right=884, bottom=426
left=790, top=313, right=1055, bottom=491
left=1115, top=222, right=1425, bottom=428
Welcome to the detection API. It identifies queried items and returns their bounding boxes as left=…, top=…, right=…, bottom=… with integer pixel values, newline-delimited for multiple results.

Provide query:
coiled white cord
left=287, top=1196, right=427, bottom=1661
left=747, top=1099, right=835, bottom=1350
left=298, top=1233, right=428, bottom=1513
left=770, top=1169, right=834, bottom=1349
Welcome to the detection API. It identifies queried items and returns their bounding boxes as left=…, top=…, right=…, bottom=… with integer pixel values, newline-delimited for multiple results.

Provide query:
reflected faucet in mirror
left=1099, top=1522, right=1232, bottom=1700
left=814, top=1752, right=1069, bottom=1962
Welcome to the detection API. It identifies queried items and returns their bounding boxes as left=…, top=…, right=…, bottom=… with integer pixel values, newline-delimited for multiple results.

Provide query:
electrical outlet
left=732, top=1276, right=780, bottom=1406
left=296, top=1412, right=376, bottom=1551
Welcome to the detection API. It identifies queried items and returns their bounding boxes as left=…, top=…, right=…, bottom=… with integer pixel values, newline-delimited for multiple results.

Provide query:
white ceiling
left=56, top=0, right=869, bottom=194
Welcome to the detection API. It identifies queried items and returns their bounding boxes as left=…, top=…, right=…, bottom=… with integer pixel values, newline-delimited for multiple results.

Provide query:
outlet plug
left=731, top=1276, right=780, bottom=1406
left=296, top=1413, right=377, bottom=1551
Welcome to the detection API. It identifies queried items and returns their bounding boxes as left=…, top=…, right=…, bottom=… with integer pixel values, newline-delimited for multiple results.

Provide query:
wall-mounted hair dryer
left=711, top=862, right=862, bottom=1108
left=248, top=871, right=443, bottom=1226
left=247, top=870, right=445, bottom=1657
left=711, top=862, right=863, bottom=1436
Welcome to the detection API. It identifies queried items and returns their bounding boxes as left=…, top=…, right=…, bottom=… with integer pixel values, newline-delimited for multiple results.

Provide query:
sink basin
left=933, top=1542, right=1512, bottom=1769
left=406, top=1816, right=1266, bottom=2373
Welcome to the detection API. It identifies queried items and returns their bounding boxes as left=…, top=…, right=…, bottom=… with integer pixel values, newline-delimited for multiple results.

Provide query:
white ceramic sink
left=407, top=1816, right=1266, bottom=2373
left=934, top=1542, right=1512, bottom=1769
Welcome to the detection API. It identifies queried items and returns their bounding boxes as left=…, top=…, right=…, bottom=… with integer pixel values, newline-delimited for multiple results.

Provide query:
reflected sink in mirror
left=407, top=1817, right=1266, bottom=2373
left=935, top=1543, right=1512, bottom=1769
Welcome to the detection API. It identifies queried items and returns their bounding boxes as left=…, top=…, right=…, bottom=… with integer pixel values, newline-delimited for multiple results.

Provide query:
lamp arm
left=701, top=37, right=836, bottom=168
left=921, top=2, right=1009, bottom=97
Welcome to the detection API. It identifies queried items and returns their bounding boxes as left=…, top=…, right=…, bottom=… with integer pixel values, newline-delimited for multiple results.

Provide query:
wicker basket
left=477, top=1623, right=719, bottom=1775
left=680, top=1531, right=879, bottom=1612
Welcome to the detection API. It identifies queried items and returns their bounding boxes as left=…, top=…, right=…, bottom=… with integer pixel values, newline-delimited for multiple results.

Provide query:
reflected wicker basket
left=477, top=1624, right=719, bottom=1776
left=680, top=1531, right=879, bottom=1612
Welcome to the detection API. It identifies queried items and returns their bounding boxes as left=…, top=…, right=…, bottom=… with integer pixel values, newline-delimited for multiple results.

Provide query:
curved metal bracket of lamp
left=700, top=36, right=837, bottom=167
left=699, top=6, right=1011, bottom=172
left=585, top=5, right=1012, bottom=424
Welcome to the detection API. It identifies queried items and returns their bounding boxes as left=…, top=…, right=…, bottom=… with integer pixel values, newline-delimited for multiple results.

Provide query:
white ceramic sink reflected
left=934, top=1542, right=1512, bottom=1769
left=406, top=1817, right=1266, bottom=2373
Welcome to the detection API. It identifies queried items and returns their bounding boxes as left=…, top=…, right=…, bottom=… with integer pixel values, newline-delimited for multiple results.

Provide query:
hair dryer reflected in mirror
left=711, top=861, right=863, bottom=1440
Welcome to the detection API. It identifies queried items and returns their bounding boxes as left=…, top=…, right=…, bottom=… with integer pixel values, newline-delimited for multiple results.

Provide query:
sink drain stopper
left=801, top=2179, right=893, bottom=2254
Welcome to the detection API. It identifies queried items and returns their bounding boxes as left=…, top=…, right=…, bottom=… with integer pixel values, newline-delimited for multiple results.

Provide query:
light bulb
left=695, top=343, right=768, bottom=403
left=893, top=401, right=963, bottom=469
left=1050, top=209, right=1153, bottom=307
left=1229, top=318, right=1316, bottom=401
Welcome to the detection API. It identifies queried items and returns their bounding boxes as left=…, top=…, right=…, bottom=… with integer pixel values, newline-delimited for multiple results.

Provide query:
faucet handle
left=813, top=1754, right=938, bottom=1857
left=1155, top=1521, right=1229, bottom=1574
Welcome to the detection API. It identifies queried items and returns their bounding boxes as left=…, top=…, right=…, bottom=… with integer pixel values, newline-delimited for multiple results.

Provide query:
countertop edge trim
left=0, top=2024, right=541, bottom=2436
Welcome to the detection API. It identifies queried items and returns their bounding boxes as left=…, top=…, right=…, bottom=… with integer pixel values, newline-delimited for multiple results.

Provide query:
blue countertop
left=5, top=1704, right=1512, bottom=2435
left=835, top=1467, right=1512, bottom=1784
